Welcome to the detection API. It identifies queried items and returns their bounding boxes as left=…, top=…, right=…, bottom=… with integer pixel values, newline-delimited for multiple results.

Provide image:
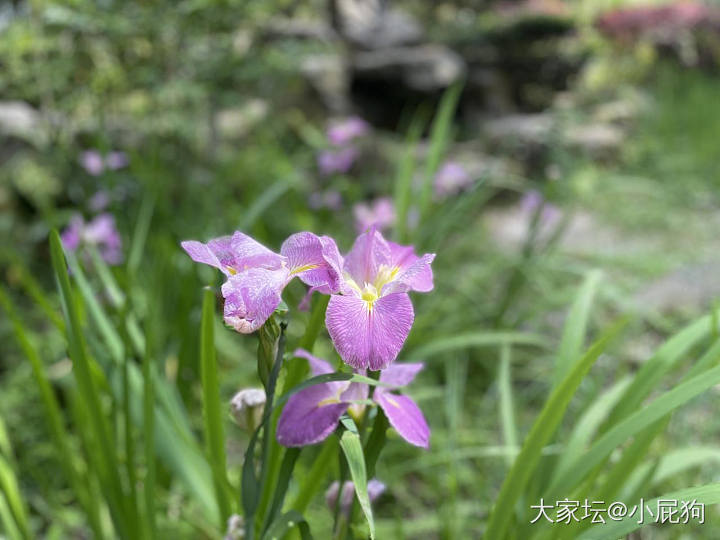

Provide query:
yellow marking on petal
left=373, top=264, right=401, bottom=292
left=290, top=263, right=320, bottom=276
left=318, top=396, right=341, bottom=407
left=384, top=395, right=401, bottom=408
left=227, top=266, right=237, bottom=275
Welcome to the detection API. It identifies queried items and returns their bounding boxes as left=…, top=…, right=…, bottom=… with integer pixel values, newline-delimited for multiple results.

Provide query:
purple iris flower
left=434, top=161, right=472, bottom=198
left=327, top=116, right=370, bottom=147
left=520, top=190, right=561, bottom=225
left=324, top=227, right=434, bottom=370
left=89, top=190, right=111, bottom=212
left=80, top=151, right=105, bottom=176
left=181, top=231, right=343, bottom=333
left=60, top=213, right=123, bottom=265
left=105, top=151, right=128, bottom=171
left=353, top=198, right=396, bottom=233
left=325, top=478, right=386, bottom=515
left=317, top=147, right=359, bottom=176
left=276, top=349, right=430, bottom=448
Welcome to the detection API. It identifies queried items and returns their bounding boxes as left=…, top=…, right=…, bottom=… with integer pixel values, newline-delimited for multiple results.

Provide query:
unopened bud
left=230, top=388, right=266, bottom=432
left=224, top=514, right=244, bottom=540
left=325, top=479, right=386, bottom=516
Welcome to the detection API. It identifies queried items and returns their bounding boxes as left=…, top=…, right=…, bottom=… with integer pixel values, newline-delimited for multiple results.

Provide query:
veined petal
left=281, top=232, right=343, bottom=292
left=181, top=231, right=282, bottom=276
left=383, top=242, right=435, bottom=294
left=379, top=362, right=424, bottom=388
left=326, top=293, right=414, bottom=370
left=221, top=268, right=289, bottom=333
left=276, top=383, right=348, bottom=447
left=343, top=227, right=392, bottom=286
left=293, top=348, right=334, bottom=376
left=374, top=391, right=430, bottom=448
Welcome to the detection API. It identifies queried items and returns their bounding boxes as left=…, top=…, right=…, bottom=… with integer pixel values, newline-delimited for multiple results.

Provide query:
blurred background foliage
left=3, top=0, right=720, bottom=538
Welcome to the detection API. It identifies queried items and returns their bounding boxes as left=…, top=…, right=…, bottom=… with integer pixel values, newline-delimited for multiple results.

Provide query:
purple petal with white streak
left=379, top=362, right=424, bottom=388
left=374, top=391, right=430, bottom=448
left=343, top=227, right=391, bottom=286
left=276, top=383, right=348, bottom=447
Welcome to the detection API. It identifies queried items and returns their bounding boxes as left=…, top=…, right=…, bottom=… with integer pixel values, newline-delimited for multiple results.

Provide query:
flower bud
left=230, top=388, right=266, bottom=432
left=224, top=514, right=244, bottom=540
left=325, top=478, right=386, bottom=516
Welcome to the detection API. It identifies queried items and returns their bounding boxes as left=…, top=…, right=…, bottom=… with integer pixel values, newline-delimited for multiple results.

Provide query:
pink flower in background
left=181, top=231, right=343, bottom=333
left=105, top=151, right=128, bottom=170
left=309, top=190, right=343, bottom=211
left=317, top=147, right=359, bottom=176
left=353, top=197, right=396, bottom=232
left=80, top=151, right=105, bottom=176
left=89, top=190, right=111, bottom=212
left=325, top=479, right=386, bottom=515
left=327, top=116, right=370, bottom=147
left=61, top=213, right=123, bottom=265
left=324, top=227, right=434, bottom=370
left=520, top=190, right=561, bottom=225
left=79, top=150, right=129, bottom=175
left=276, top=349, right=430, bottom=447
left=434, top=161, right=472, bottom=198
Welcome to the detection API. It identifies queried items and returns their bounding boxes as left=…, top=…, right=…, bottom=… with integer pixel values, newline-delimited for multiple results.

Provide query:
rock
left=301, top=54, right=350, bottom=112
left=214, top=99, right=269, bottom=140
left=331, top=0, right=423, bottom=50
left=632, top=261, right=720, bottom=313
left=564, top=123, right=625, bottom=157
left=0, top=101, right=45, bottom=146
left=352, top=44, right=465, bottom=92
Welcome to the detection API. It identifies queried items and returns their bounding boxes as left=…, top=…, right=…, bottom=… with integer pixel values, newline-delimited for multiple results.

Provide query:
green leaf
left=364, top=411, right=389, bottom=479
left=602, top=314, right=712, bottom=431
left=419, top=81, right=463, bottom=220
left=290, top=439, right=338, bottom=513
left=263, top=510, right=313, bottom=540
left=338, top=417, right=375, bottom=540
left=128, top=191, right=156, bottom=274
left=484, top=319, right=625, bottom=539
left=498, top=344, right=517, bottom=468
left=554, top=270, right=602, bottom=386
left=200, top=288, right=233, bottom=525
left=240, top=179, right=295, bottom=230
left=0, top=455, right=29, bottom=539
left=49, top=230, right=131, bottom=537
left=548, top=361, right=720, bottom=498
left=0, top=492, right=23, bottom=540
left=577, top=483, right=720, bottom=540
left=408, top=332, right=550, bottom=360
left=393, top=111, right=426, bottom=243
left=262, top=447, right=301, bottom=534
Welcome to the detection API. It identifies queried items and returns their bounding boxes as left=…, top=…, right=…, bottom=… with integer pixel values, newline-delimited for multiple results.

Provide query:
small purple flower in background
left=324, top=227, right=434, bottom=370
left=79, top=149, right=129, bottom=176
left=182, top=231, right=343, bottom=333
left=325, top=478, right=386, bottom=516
left=80, top=151, right=105, bottom=176
left=89, top=190, right=111, bottom=212
left=105, top=151, right=128, bottom=171
left=317, top=147, right=359, bottom=176
left=520, top=190, right=561, bottom=225
left=276, top=349, right=430, bottom=447
left=309, top=189, right=343, bottom=211
left=61, top=213, right=123, bottom=265
left=327, top=116, right=370, bottom=147
left=353, top=198, right=396, bottom=233
left=434, top=161, right=472, bottom=198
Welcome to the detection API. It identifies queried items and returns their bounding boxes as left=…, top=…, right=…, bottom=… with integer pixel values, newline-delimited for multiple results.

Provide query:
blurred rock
left=214, top=100, right=269, bottom=139
left=301, top=54, right=349, bottom=112
left=565, top=123, right=625, bottom=157
left=0, top=101, right=46, bottom=146
left=351, top=44, right=465, bottom=127
left=632, top=261, right=720, bottom=313
left=330, top=0, right=423, bottom=50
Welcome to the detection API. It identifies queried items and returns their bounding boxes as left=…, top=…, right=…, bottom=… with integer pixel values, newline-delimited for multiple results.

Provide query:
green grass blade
left=548, top=361, right=720, bottom=498
left=290, top=438, right=338, bottom=513
left=128, top=192, right=156, bottom=274
left=418, top=81, right=463, bottom=220
left=200, top=288, right=233, bottom=526
left=263, top=510, right=313, bottom=540
left=554, top=270, right=602, bottom=386
left=0, top=455, right=30, bottom=539
left=577, top=483, right=720, bottom=540
left=262, top=447, right=301, bottom=534
left=142, top=322, right=157, bottom=540
left=393, top=111, right=426, bottom=243
left=0, top=286, right=105, bottom=538
left=484, top=320, right=625, bottom=539
left=602, top=314, right=712, bottom=431
left=0, top=492, right=23, bottom=540
left=408, top=332, right=550, bottom=361
left=49, top=230, right=130, bottom=536
left=339, top=417, right=374, bottom=540
left=498, top=344, right=517, bottom=468
left=240, top=179, right=295, bottom=230
left=551, top=376, right=631, bottom=485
